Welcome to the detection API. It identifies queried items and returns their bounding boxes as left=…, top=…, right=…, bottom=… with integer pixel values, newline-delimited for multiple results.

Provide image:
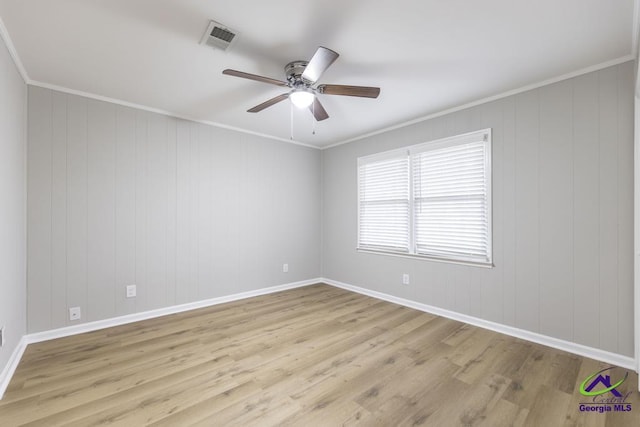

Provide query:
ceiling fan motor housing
left=285, top=61, right=310, bottom=87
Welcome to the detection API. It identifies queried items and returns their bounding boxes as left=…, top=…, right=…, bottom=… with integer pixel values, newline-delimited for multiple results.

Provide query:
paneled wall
left=0, top=34, right=26, bottom=374
left=322, top=61, right=634, bottom=356
left=27, top=87, right=321, bottom=333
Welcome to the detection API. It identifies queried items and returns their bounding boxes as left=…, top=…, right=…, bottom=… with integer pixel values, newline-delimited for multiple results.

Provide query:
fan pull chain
left=312, top=99, right=316, bottom=135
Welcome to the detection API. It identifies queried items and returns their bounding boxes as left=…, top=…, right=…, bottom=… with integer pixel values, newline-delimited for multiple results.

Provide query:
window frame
left=356, top=129, right=493, bottom=268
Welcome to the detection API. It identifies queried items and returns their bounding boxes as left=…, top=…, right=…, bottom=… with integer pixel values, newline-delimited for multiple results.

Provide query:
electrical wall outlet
left=283, top=263, right=289, bottom=273
left=402, top=274, right=410, bottom=285
left=126, top=284, right=137, bottom=298
left=0, top=326, right=5, bottom=347
left=69, top=306, right=81, bottom=321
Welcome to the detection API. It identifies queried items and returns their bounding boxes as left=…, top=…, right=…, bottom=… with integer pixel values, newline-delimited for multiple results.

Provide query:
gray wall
left=20, top=60, right=637, bottom=359
left=0, top=36, right=26, bottom=372
left=27, top=87, right=321, bottom=333
left=322, top=61, right=635, bottom=357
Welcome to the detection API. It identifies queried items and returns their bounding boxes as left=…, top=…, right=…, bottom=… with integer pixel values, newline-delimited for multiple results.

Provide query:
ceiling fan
left=222, top=46, right=380, bottom=121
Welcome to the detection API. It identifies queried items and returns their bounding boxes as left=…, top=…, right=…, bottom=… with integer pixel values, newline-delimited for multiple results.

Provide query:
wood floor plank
left=389, top=367, right=469, bottom=426
left=0, top=284, right=638, bottom=426
left=358, top=356, right=460, bottom=420
left=421, top=372, right=512, bottom=426
left=523, top=385, right=572, bottom=427
left=478, top=398, right=529, bottom=427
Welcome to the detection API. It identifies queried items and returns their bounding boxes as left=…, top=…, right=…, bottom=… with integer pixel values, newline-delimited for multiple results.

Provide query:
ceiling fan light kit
left=222, top=46, right=380, bottom=123
left=289, top=90, right=315, bottom=108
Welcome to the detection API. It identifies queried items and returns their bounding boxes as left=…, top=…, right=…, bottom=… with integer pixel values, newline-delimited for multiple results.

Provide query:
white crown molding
left=27, top=80, right=318, bottom=150
left=0, top=14, right=318, bottom=150
left=0, top=14, right=28, bottom=83
left=0, top=336, right=28, bottom=400
left=322, top=278, right=637, bottom=371
left=323, top=55, right=636, bottom=150
left=3, top=9, right=635, bottom=153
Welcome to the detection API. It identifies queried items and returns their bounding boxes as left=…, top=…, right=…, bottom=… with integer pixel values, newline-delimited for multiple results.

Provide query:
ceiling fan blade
left=247, top=93, right=289, bottom=113
left=318, top=84, right=380, bottom=98
left=223, top=69, right=288, bottom=87
left=309, top=97, right=329, bottom=121
left=301, top=47, right=339, bottom=83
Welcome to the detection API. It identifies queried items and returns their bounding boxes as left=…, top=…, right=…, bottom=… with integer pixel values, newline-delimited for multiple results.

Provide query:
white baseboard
left=1, top=278, right=320, bottom=400
left=3, top=276, right=635, bottom=400
left=322, top=278, right=637, bottom=371
left=0, top=336, right=28, bottom=400
left=27, top=278, right=321, bottom=344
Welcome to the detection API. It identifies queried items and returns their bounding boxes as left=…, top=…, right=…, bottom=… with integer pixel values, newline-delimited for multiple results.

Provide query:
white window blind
left=357, top=129, right=492, bottom=266
left=413, top=139, right=490, bottom=263
left=358, top=155, right=410, bottom=253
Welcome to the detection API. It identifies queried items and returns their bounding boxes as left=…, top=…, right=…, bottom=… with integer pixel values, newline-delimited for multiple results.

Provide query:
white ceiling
left=0, top=0, right=635, bottom=148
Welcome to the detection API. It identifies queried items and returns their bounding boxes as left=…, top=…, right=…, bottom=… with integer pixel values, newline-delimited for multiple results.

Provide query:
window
left=357, top=129, right=492, bottom=266
left=358, top=154, right=410, bottom=252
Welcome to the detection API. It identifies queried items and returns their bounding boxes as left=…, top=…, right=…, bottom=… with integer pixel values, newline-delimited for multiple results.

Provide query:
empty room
left=0, top=1, right=639, bottom=426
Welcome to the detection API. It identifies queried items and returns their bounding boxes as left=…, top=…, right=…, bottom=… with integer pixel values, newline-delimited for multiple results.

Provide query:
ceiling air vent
left=200, top=20, right=238, bottom=51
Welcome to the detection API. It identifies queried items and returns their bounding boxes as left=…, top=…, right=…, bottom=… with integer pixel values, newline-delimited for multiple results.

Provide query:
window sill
left=356, top=248, right=494, bottom=269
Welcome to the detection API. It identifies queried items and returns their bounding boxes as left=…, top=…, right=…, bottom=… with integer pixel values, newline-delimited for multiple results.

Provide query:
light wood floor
left=0, top=284, right=638, bottom=426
